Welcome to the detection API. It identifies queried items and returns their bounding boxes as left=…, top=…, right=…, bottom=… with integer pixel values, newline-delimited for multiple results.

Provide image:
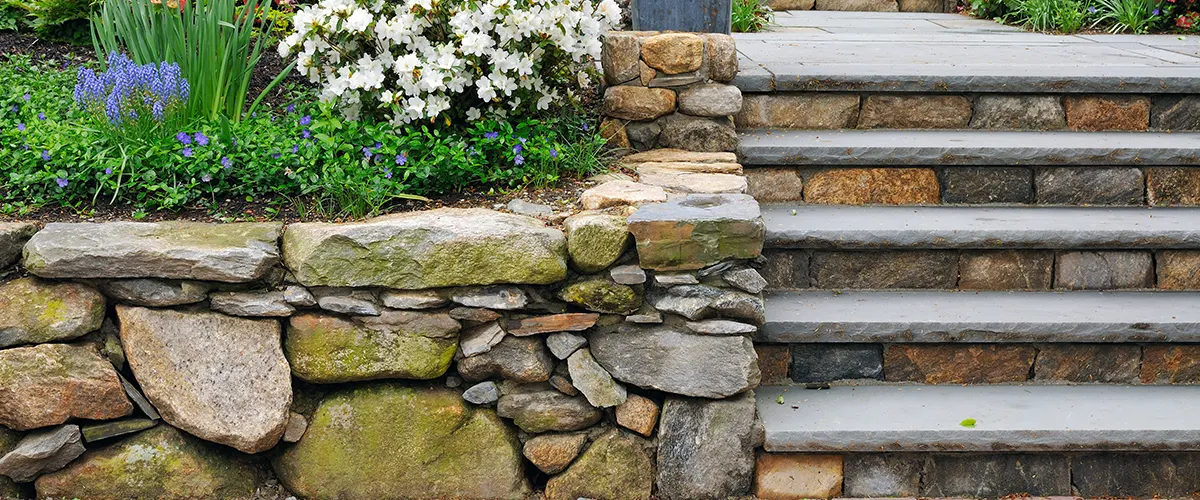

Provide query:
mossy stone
left=544, top=429, right=653, bottom=500
left=565, top=214, right=631, bottom=273
left=285, top=312, right=459, bottom=383
left=273, top=383, right=530, bottom=499
left=558, top=277, right=643, bottom=315
left=283, top=209, right=567, bottom=289
left=0, top=277, right=106, bottom=349
left=34, top=425, right=258, bottom=500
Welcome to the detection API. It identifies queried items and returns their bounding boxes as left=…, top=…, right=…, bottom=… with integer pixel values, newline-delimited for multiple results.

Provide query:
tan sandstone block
left=1157, top=250, right=1200, bottom=289
left=602, top=34, right=641, bottom=85
left=755, top=454, right=843, bottom=499
left=885, top=344, right=1035, bottom=384
left=958, top=250, right=1054, bottom=290
left=1066, top=95, right=1150, bottom=131
left=747, top=168, right=804, bottom=202
left=1148, top=167, right=1200, bottom=206
left=859, top=95, right=972, bottom=129
left=615, top=394, right=660, bottom=437
left=580, top=181, right=668, bottom=210
left=804, top=168, right=939, bottom=205
left=641, top=33, right=704, bottom=75
left=736, top=94, right=860, bottom=129
left=603, top=87, right=676, bottom=121
left=1141, top=345, right=1200, bottom=384
left=704, top=33, right=738, bottom=82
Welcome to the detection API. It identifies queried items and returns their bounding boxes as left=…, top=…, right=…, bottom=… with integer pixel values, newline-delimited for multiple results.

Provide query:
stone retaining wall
left=747, top=166, right=1200, bottom=206
left=0, top=193, right=769, bottom=499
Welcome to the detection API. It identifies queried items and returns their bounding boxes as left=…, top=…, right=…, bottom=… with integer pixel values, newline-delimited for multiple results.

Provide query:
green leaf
left=775, top=395, right=785, bottom=405
left=960, top=418, right=977, bottom=428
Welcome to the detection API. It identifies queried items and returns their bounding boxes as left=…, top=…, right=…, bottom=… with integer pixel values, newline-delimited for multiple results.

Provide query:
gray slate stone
left=313, top=289, right=381, bottom=316
left=940, top=167, right=1033, bottom=204
left=458, top=321, right=506, bottom=357
left=209, top=290, right=295, bottom=317
left=626, top=121, right=663, bottom=150
left=24, top=222, right=281, bottom=282
left=0, top=223, right=35, bottom=269
left=610, top=265, right=647, bottom=285
left=1035, top=167, right=1144, bottom=205
left=661, top=285, right=766, bottom=325
left=1152, top=95, right=1200, bottom=131
left=1055, top=251, right=1153, bottom=289
left=677, top=84, right=743, bottom=117
left=506, top=199, right=553, bottom=217
left=759, top=250, right=808, bottom=290
left=658, top=114, right=738, bottom=153
left=654, top=273, right=699, bottom=286
left=462, top=382, right=500, bottom=405
left=590, top=325, right=759, bottom=398
left=844, top=454, right=923, bottom=497
left=625, top=308, right=664, bottom=324
left=0, top=425, right=85, bottom=483
left=451, top=287, right=528, bottom=310
left=379, top=290, right=446, bottom=309
left=457, top=335, right=554, bottom=383
left=1071, top=453, right=1200, bottom=497
left=656, top=392, right=762, bottom=500
left=722, top=268, right=767, bottom=294
left=99, top=279, right=211, bottom=307
left=546, top=332, right=587, bottom=360
left=970, top=95, right=1066, bottom=130
left=790, top=344, right=883, bottom=382
left=921, top=454, right=1070, bottom=496
left=567, top=349, right=627, bottom=408
left=496, top=391, right=603, bottom=433
left=282, top=412, right=307, bottom=443
left=685, top=320, right=757, bottom=335
left=282, top=285, right=316, bottom=307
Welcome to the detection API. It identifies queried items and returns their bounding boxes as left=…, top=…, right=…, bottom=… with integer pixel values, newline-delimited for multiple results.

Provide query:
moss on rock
left=34, top=424, right=258, bottom=500
left=273, top=383, right=530, bottom=500
left=558, top=277, right=642, bottom=315
left=285, top=312, right=459, bottom=383
left=0, top=277, right=106, bottom=349
left=544, top=428, right=653, bottom=500
left=565, top=214, right=631, bottom=274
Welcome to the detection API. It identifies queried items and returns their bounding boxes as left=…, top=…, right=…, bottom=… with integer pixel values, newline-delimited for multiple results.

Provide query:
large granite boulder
left=34, top=425, right=258, bottom=499
left=286, top=311, right=460, bottom=383
left=656, top=392, right=762, bottom=500
left=0, top=277, right=105, bottom=348
left=23, top=222, right=281, bottom=282
left=283, top=209, right=567, bottom=289
left=117, top=307, right=291, bottom=453
left=627, top=194, right=763, bottom=271
left=544, top=429, right=654, bottom=500
left=590, top=325, right=759, bottom=398
left=0, top=223, right=35, bottom=269
left=0, top=343, right=132, bottom=430
left=274, top=383, right=530, bottom=499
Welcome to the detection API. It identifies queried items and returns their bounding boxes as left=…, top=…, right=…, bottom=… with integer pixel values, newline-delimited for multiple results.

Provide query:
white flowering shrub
left=278, top=0, right=622, bottom=123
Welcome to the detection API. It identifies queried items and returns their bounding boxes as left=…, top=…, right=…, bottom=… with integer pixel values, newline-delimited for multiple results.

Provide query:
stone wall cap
left=628, top=194, right=761, bottom=223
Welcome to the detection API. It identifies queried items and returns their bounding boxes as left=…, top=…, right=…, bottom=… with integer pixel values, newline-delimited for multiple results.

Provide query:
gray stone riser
left=746, top=165, right=1199, bottom=206
left=734, top=92, right=1198, bottom=132
left=755, top=342, right=1200, bottom=386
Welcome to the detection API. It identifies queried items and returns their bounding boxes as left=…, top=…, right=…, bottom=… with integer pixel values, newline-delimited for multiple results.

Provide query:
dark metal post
left=630, top=0, right=733, bottom=34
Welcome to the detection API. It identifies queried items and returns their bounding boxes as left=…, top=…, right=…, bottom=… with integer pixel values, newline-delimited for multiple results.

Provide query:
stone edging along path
left=0, top=179, right=768, bottom=499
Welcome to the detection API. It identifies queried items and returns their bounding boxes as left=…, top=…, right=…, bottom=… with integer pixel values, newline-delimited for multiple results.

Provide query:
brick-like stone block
left=1071, top=453, right=1200, bottom=497
left=657, top=114, right=738, bottom=153
left=815, top=0, right=898, bottom=10
left=602, top=34, right=642, bottom=85
left=603, top=87, right=676, bottom=121
left=628, top=194, right=764, bottom=271
left=704, top=34, right=738, bottom=82
left=1147, top=167, right=1200, bottom=206
left=858, top=95, right=972, bottom=129
left=735, top=94, right=860, bottom=129
left=805, top=168, right=940, bottom=205
left=1035, top=167, right=1144, bottom=205
left=790, top=344, right=883, bottom=383
left=1157, top=250, right=1200, bottom=289
left=940, top=167, right=1033, bottom=204
left=810, top=251, right=957, bottom=289
left=843, top=454, right=923, bottom=497
left=756, top=345, right=791, bottom=385
left=1141, top=345, right=1200, bottom=384
left=746, top=168, right=803, bottom=203
left=885, top=345, right=1035, bottom=384
left=958, top=250, right=1053, bottom=290
left=678, top=84, right=742, bottom=117
left=1152, top=95, right=1200, bottom=130
left=759, top=250, right=808, bottom=290
left=969, top=95, right=1066, bottom=130
left=922, top=454, right=1070, bottom=496
left=1055, top=251, right=1153, bottom=290
left=754, top=454, right=843, bottom=499
left=1033, top=344, right=1140, bottom=383
left=1065, top=95, right=1151, bottom=131
left=641, top=33, right=704, bottom=75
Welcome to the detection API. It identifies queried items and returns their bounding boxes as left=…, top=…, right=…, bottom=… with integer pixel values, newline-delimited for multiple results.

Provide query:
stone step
left=760, top=290, right=1200, bottom=343
left=763, top=205, right=1200, bottom=249
left=738, top=129, right=1200, bottom=166
left=757, top=384, right=1200, bottom=452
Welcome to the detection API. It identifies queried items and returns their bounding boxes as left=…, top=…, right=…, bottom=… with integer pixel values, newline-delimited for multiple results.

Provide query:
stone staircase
left=736, top=14, right=1200, bottom=498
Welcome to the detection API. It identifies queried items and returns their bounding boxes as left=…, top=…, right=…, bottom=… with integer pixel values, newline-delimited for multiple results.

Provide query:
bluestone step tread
left=764, top=205, right=1200, bottom=249
left=758, top=385, right=1200, bottom=452
left=738, top=129, right=1200, bottom=166
left=761, top=290, right=1200, bottom=343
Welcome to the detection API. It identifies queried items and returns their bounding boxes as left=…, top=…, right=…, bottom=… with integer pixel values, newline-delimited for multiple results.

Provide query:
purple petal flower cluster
left=74, top=53, right=189, bottom=126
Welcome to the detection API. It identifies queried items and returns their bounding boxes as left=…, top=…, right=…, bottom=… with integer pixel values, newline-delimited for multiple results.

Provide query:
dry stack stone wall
left=0, top=189, right=768, bottom=499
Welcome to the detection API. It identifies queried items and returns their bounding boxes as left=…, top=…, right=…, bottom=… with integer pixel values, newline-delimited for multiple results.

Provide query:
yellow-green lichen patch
left=565, top=214, right=631, bottom=274
left=558, top=277, right=643, bottom=315
left=0, top=277, right=105, bottom=348
left=285, top=313, right=458, bottom=383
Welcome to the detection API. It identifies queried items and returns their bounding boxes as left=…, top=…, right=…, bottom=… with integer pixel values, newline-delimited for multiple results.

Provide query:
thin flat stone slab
left=23, top=222, right=282, bottom=282
left=761, top=290, right=1200, bottom=343
left=763, top=205, right=1200, bottom=249
left=738, top=129, right=1200, bottom=166
left=758, top=385, right=1200, bottom=452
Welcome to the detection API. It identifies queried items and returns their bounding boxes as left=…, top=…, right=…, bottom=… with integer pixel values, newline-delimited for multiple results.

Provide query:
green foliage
left=1091, top=0, right=1163, bottom=32
left=968, top=0, right=1015, bottom=19
left=732, top=0, right=774, bottom=33
left=1010, top=0, right=1087, bottom=32
left=3, top=0, right=95, bottom=43
left=0, top=55, right=611, bottom=219
left=0, top=2, right=24, bottom=31
left=91, top=0, right=284, bottom=122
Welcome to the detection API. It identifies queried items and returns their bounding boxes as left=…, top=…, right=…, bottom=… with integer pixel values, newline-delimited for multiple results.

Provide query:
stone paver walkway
left=733, top=11, right=1200, bottom=92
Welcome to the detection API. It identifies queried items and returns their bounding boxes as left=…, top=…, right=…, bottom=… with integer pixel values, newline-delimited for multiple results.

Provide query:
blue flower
left=292, top=144, right=299, bottom=153
left=201, top=172, right=212, bottom=182
left=41, top=150, right=50, bottom=161
left=9, top=104, right=16, bottom=113
left=374, top=142, right=382, bottom=150
left=513, top=144, right=523, bottom=154
left=16, top=123, right=24, bottom=132
left=514, top=154, right=525, bottom=165
left=384, top=169, right=393, bottom=179
left=550, top=148, right=558, bottom=159
left=363, top=147, right=373, bottom=159
left=484, top=131, right=499, bottom=139
left=37, top=112, right=45, bottom=121
left=396, top=152, right=408, bottom=165
left=299, top=115, right=312, bottom=126
left=1153, top=8, right=1161, bottom=14
left=104, top=167, right=113, bottom=175
left=286, top=104, right=295, bottom=114
left=272, top=152, right=282, bottom=159
left=1088, top=5, right=1096, bottom=12
left=55, top=177, right=68, bottom=188
left=176, top=132, right=192, bottom=145
left=518, top=137, right=527, bottom=144
left=582, top=122, right=590, bottom=131
left=181, top=146, right=193, bottom=157
left=221, top=156, right=232, bottom=169
left=302, top=129, right=311, bottom=139
left=193, top=132, right=209, bottom=146
left=22, top=93, right=30, bottom=101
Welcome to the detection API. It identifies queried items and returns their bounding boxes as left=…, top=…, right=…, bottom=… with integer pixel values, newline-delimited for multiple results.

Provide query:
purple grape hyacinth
left=74, top=53, right=189, bottom=126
